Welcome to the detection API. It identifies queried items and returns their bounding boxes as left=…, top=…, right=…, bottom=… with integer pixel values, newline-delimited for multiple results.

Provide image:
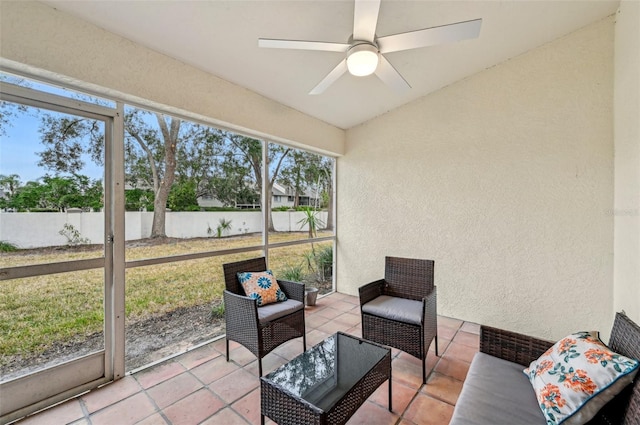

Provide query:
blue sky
left=1, top=114, right=41, bottom=182
left=0, top=73, right=315, bottom=187
left=1, top=73, right=107, bottom=184
left=0, top=109, right=103, bottom=183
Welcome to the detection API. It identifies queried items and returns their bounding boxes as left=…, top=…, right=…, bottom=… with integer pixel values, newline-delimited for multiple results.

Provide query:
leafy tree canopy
left=4, top=90, right=334, bottom=232
left=0, top=174, right=102, bottom=211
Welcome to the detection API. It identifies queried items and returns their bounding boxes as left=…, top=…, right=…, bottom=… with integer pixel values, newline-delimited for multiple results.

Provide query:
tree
left=0, top=174, right=21, bottom=198
left=38, top=114, right=104, bottom=173
left=203, top=134, right=302, bottom=222
left=37, top=107, right=225, bottom=237
left=206, top=134, right=258, bottom=206
left=55, top=174, right=103, bottom=211
left=174, top=126, right=224, bottom=201
left=8, top=181, right=46, bottom=211
left=125, top=188, right=154, bottom=211
left=35, top=104, right=302, bottom=236
left=278, top=151, right=307, bottom=208
left=123, top=110, right=181, bottom=237
left=277, top=151, right=334, bottom=231
left=218, top=135, right=291, bottom=230
left=305, top=156, right=334, bottom=230
left=168, top=180, right=199, bottom=211
left=3, top=174, right=102, bottom=211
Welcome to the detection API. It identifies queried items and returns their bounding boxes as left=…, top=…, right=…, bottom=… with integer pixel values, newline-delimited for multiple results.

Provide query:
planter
left=305, top=287, right=319, bottom=306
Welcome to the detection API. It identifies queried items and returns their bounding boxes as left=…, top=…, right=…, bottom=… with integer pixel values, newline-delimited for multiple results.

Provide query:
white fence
left=0, top=211, right=328, bottom=249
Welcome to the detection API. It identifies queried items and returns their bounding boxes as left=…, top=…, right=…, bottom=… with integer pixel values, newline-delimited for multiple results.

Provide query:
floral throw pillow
left=237, top=270, right=287, bottom=307
left=524, top=331, right=639, bottom=425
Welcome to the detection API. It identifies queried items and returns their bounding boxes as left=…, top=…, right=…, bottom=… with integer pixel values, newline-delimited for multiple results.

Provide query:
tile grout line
left=77, top=397, right=92, bottom=425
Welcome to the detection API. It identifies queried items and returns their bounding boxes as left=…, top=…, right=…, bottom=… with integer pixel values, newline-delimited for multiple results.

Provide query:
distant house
left=198, top=182, right=320, bottom=209
left=271, top=183, right=320, bottom=208
left=196, top=194, right=226, bottom=209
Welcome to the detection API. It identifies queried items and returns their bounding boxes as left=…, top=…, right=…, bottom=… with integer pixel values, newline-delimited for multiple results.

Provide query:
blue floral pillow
left=237, top=270, right=287, bottom=306
left=524, top=331, right=639, bottom=425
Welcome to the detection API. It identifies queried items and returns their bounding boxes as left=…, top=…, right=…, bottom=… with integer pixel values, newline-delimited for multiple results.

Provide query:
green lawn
left=0, top=233, right=332, bottom=366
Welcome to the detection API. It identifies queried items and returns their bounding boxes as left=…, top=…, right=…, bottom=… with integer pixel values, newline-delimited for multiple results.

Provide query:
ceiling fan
left=258, top=0, right=482, bottom=95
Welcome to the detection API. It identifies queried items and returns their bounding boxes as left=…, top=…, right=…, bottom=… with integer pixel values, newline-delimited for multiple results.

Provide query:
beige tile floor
left=15, top=292, right=480, bottom=425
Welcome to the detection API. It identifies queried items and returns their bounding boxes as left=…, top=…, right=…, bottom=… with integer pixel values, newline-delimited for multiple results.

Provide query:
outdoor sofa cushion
left=361, top=295, right=422, bottom=325
left=257, top=299, right=303, bottom=323
left=237, top=270, right=287, bottom=306
left=449, top=352, right=546, bottom=425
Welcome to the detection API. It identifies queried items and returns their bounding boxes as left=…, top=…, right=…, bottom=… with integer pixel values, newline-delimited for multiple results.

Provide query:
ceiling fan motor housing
left=346, top=42, right=379, bottom=76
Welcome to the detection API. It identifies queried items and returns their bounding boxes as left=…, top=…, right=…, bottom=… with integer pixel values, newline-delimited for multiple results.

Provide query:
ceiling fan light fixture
left=346, top=43, right=379, bottom=76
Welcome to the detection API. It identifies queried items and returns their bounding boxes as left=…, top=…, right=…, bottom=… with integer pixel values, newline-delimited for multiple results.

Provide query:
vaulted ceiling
left=43, top=0, right=620, bottom=129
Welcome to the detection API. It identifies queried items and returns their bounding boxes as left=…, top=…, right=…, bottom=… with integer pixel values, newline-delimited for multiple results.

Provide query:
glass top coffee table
left=260, top=332, right=392, bottom=425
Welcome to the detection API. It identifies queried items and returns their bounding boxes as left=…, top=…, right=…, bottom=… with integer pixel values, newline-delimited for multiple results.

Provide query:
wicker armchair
left=359, top=256, right=437, bottom=384
left=223, top=257, right=306, bottom=376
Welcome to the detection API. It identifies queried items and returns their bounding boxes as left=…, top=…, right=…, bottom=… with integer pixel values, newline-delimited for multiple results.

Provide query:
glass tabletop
left=262, top=332, right=389, bottom=411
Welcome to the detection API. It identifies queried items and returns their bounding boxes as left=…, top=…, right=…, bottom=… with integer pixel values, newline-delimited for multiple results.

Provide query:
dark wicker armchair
left=359, top=256, right=437, bottom=384
left=223, top=257, right=306, bottom=376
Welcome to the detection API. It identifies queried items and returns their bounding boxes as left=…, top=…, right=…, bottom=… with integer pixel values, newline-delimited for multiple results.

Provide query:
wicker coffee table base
left=260, top=333, right=392, bottom=425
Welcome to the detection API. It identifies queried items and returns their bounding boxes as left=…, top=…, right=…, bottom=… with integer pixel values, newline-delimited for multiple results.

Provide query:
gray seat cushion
left=257, top=299, right=303, bottom=323
left=450, top=352, right=546, bottom=425
left=361, top=295, right=422, bottom=325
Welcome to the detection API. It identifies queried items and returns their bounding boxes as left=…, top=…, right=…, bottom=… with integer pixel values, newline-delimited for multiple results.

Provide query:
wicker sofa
left=450, top=312, right=640, bottom=425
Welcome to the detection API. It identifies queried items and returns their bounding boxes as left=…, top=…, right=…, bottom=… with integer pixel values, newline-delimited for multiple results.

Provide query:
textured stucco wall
left=337, top=17, right=615, bottom=340
left=613, top=1, right=640, bottom=324
left=0, top=1, right=344, bottom=156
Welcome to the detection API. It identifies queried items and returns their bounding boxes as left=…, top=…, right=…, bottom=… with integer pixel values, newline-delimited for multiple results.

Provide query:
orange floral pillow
left=237, top=270, right=287, bottom=306
left=524, top=331, right=638, bottom=425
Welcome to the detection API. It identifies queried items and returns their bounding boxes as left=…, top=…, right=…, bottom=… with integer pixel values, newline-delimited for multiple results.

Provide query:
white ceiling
left=42, top=0, right=619, bottom=129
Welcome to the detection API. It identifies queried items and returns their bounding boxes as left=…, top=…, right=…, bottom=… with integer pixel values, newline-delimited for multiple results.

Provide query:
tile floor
left=15, top=292, right=480, bottom=425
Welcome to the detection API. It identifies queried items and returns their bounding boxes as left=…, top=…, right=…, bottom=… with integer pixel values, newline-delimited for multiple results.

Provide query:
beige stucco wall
left=338, top=17, right=615, bottom=340
left=613, top=1, right=640, bottom=324
left=1, top=0, right=630, bottom=337
left=0, top=1, right=344, bottom=156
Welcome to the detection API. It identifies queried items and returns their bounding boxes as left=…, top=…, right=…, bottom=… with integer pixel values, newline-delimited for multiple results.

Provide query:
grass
left=0, top=232, right=333, bottom=366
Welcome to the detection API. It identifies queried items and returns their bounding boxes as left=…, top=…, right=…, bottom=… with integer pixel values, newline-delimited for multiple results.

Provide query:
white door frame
left=0, top=83, right=125, bottom=424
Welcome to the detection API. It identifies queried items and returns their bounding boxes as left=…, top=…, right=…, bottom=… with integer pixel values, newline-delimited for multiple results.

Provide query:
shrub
left=209, top=302, right=225, bottom=320
left=59, top=223, right=91, bottom=246
left=216, top=218, right=233, bottom=238
left=314, top=244, right=333, bottom=282
left=279, top=263, right=305, bottom=282
left=28, top=208, right=59, bottom=212
left=203, top=206, right=250, bottom=212
left=298, top=207, right=325, bottom=238
left=0, top=241, right=18, bottom=252
left=167, top=181, right=198, bottom=211
left=124, top=188, right=154, bottom=211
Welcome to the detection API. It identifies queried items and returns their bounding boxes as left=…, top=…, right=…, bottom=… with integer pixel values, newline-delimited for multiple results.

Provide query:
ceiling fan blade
left=353, top=0, right=381, bottom=42
left=377, top=18, right=482, bottom=54
left=259, top=38, right=350, bottom=53
left=375, top=55, right=411, bottom=92
left=309, top=59, right=348, bottom=95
